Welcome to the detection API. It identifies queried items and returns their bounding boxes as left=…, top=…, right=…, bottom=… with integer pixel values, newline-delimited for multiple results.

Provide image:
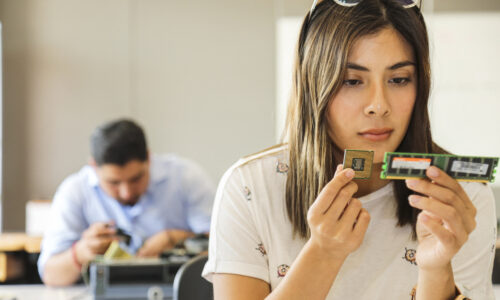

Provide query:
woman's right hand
left=307, top=165, right=371, bottom=260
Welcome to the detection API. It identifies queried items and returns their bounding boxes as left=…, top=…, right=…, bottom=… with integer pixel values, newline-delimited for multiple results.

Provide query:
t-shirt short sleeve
left=202, top=163, right=270, bottom=284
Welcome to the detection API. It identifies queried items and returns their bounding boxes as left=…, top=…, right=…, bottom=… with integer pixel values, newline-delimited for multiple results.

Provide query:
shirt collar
left=87, top=165, right=100, bottom=187
left=147, top=154, right=169, bottom=185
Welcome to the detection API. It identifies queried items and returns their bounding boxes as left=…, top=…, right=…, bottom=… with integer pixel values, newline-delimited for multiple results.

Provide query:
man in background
left=38, top=118, right=215, bottom=286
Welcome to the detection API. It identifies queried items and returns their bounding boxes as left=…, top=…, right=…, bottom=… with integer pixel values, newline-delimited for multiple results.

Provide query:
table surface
left=1, top=284, right=500, bottom=300
left=0, top=285, right=91, bottom=300
left=0, top=233, right=42, bottom=253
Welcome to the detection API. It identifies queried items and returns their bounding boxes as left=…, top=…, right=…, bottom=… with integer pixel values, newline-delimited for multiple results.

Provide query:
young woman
left=202, top=0, right=496, bottom=299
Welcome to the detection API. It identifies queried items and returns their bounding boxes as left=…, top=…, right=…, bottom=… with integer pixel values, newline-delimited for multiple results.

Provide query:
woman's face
left=327, top=27, right=417, bottom=163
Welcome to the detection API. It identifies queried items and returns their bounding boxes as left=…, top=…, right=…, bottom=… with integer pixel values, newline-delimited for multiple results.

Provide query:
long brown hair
left=284, top=0, right=444, bottom=239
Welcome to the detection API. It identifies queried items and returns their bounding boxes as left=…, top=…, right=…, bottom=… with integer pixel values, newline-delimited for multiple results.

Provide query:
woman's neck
left=352, top=163, right=391, bottom=198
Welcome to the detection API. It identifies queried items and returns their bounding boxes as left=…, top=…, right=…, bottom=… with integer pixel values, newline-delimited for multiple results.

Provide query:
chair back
left=173, top=254, right=213, bottom=300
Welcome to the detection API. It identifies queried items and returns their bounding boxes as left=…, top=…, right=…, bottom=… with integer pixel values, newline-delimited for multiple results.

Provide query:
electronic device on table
left=90, top=258, right=177, bottom=300
left=90, top=234, right=209, bottom=300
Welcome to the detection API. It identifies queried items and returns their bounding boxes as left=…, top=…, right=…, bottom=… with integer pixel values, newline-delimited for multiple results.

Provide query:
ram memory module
left=380, top=152, right=498, bottom=183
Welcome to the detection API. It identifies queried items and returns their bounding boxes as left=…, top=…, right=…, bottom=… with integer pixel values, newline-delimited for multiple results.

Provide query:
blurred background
left=0, top=0, right=499, bottom=233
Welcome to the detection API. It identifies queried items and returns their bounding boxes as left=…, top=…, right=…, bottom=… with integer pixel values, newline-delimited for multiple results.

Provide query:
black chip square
left=352, top=158, right=365, bottom=171
left=343, top=149, right=374, bottom=179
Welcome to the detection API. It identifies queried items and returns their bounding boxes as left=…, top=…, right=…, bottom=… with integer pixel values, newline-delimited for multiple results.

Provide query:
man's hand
left=74, top=221, right=116, bottom=265
left=137, top=229, right=195, bottom=257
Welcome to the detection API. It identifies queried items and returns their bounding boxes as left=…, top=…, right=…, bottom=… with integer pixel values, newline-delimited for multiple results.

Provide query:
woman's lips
left=359, top=128, right=393, bottom=141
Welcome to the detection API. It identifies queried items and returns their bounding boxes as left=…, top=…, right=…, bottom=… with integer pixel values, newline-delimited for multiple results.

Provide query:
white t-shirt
left=203, top=145, right=497, bottom=299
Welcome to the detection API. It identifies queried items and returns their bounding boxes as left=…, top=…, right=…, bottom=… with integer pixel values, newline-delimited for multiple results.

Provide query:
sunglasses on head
left=310, top=0, right=420, bottom=13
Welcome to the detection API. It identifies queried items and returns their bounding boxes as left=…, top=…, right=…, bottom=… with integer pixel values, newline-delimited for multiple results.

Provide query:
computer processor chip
left=343, top=149, right=374, bottom=179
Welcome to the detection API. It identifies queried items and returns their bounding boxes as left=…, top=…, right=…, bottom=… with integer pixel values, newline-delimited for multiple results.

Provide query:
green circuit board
left=381, top=152, right=498, bottom=183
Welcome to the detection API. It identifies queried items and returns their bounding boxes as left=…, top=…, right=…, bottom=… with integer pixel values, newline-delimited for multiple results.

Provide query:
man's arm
left=38, top=173, right=88, bottom=286
left=42, top=247, right=81, bottom=286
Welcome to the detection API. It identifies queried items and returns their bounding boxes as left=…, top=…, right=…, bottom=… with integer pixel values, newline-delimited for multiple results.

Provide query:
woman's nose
left=364, top=83, right=391, bottom=117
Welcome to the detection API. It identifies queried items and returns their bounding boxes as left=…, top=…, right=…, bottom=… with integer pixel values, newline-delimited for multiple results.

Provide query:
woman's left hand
left=405, top=166, right=477, bottom=270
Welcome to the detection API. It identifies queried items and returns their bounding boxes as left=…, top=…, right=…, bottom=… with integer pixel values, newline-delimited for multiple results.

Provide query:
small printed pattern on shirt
left=277, top=264, right=290, bottom=277
left=256, top=243, right=267, bottom=256
left=276, top=161, right=289, bottom=174
left=244, top=186, right=252, bottom=201
left=403, top=247, right=417, bottom=265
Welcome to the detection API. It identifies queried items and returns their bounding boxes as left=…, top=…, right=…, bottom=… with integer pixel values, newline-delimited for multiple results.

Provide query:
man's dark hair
left=90, top=119, right=148, bottom=166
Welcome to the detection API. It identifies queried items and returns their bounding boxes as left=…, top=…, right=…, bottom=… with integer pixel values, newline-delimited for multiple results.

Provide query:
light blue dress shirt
left=37, top=154, right=215, bottom=277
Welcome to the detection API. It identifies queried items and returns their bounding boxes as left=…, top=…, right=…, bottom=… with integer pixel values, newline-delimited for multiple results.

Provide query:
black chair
left=493, top=248, right=500, bottom=284
left=173, top=254, right=213, bottom=300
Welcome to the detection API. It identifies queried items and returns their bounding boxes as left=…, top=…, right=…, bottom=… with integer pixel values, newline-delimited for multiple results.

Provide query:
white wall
left=426, top=12, right=500, bottom=215
left=276, top=18, right=302, bottom=141
left=0, top=22, right=3, bottom=232
left=0, top=0, right=277, bottom=230
left=426, top=13, right=500, bottom=167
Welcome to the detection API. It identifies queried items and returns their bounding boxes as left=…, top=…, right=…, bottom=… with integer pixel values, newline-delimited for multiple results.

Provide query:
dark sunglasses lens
left=334, top=0, right=361, bottom=6
left=398, top=0, right=418, bottom=7
left=334, top=0, right=417, bottom=7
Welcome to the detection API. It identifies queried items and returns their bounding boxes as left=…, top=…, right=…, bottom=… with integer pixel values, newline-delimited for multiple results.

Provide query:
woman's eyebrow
left=346, top=61, right=416, bottom=72
left=388, top=61, right=416, bottom=70
left=347, top=63, right=369, bottom=71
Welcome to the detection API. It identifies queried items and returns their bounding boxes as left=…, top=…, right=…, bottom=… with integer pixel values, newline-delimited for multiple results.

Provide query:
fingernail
left=406, top=179, right=417, bottom=188
left=335, top=164, right=342, bottom=175
left=420, top=214, right=429, bottom=222
left=428, top=167, right=439, bottom=178
left=345, top=169, right=355, bottom=179
left=408, top=195, right=420, bottom=204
